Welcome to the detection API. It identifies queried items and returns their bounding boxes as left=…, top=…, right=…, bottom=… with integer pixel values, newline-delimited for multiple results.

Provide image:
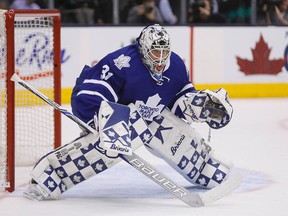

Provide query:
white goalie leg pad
left=179, top=88, right=233, bottom=129
left=26, top=157, right=67, bottom=200
left=28, top=103, right=151, bottom=200
left=146, top=109, right=233, bottom=189
left=28, top=132, right=122, bottom=200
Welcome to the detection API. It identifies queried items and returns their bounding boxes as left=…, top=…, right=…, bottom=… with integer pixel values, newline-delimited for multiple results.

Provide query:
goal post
left=0, top=9, right=61, bottom=192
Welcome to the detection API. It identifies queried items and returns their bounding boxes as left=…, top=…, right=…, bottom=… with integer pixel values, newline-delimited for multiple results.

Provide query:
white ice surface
left=1, top=98, right=288, bottom=216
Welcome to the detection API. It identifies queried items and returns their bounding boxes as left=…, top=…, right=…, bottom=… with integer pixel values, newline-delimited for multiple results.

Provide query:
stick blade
left=200, top=173, right=242, bottom=205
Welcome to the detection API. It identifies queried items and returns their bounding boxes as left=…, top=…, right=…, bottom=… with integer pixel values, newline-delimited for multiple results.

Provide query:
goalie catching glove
left=179, top=88, right=233, bottom=129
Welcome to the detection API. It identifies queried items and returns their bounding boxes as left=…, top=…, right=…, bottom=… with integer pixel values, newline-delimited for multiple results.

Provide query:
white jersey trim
left=83, top=79, right=118, bottom=102
left=77, top=90, right=109, bottom=101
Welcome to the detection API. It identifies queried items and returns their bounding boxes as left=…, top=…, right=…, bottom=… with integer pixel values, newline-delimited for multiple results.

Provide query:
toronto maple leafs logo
left=135, top=94, right=164, bottom=121
left=114, top=54, right=131, bottom=70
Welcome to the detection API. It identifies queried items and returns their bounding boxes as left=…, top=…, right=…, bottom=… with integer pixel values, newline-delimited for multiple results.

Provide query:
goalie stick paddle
left=11, top=73, right=242, bottom=207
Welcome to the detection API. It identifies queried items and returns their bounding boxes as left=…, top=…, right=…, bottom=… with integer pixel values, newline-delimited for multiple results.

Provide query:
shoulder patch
left=114, top=54, right=131, bottom=70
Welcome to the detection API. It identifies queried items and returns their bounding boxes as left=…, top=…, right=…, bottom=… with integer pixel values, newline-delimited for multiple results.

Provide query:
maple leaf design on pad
left=47, top=180, right=55, bottom=189
left=236, top=34, right=284, bottom=75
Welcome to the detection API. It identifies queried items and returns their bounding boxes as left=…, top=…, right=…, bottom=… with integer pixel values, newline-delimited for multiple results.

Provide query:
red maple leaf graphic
left=236, top=34, right=284, bottom=75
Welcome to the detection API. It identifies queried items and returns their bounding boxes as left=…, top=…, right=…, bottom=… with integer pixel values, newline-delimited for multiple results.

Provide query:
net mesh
left=0, top=10, right=8, bottom=190
left=13, top=15, right=56, bottom=166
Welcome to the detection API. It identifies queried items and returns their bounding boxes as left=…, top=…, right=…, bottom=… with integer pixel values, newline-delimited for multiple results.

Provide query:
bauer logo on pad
left=98, top=101, right=132, bottom=155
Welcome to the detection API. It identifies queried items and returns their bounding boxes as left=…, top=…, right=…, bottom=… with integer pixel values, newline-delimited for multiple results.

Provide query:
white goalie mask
left=137, top=24, right=171, bottom=82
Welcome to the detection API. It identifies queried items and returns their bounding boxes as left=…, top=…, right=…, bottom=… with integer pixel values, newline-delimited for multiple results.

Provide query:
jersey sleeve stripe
left=83, top=79, right=118, bottom=102
left=77, top=90, right=109, bottom=102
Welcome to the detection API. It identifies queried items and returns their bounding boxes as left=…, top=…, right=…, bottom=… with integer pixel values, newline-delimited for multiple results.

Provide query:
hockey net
left=0, top=9, right=61, bottom=192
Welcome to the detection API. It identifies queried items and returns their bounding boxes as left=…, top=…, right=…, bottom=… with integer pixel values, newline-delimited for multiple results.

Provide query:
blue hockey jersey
left=71, top=43, right=196, bottom=124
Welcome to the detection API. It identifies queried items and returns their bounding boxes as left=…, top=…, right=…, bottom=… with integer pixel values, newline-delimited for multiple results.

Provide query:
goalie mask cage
left=0, top=9, right=61, bottom=192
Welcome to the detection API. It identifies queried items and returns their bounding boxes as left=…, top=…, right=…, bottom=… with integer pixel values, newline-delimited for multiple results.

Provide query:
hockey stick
left=11, top=73, right=242, bottom=207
